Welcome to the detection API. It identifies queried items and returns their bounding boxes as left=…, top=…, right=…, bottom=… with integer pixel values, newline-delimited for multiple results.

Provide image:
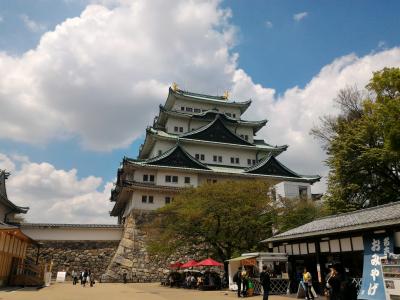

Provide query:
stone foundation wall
left=26, top=240, right=119, bottom=280
left=102, top=211, right=201, bottom=283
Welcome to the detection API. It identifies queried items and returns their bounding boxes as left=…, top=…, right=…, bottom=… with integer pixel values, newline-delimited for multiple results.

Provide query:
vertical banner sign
left=358, top=234, right=393, bottom=300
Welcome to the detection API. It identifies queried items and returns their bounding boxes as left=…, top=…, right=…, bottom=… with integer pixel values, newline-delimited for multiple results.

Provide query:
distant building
left=0, top=170, right=37, bottom=286
left=110, top=87, right=320, bottom=223
left=0, top=170, right=29, bottom=223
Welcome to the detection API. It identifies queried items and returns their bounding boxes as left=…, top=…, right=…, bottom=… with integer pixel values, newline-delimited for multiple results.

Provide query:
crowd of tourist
left=165, top=270, right=225, bottom=290
left=70, top=269, right=96, bottom=287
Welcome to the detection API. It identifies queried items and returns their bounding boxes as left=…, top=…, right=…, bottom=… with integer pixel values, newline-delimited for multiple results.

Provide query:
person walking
left=123, top=272, right=128, bottom=284
left=241, top=267, right=249, bottom=297
left=303, top=268, right=314, bottom=300
left=260, top=266, right=271, bottom=300
left=71, top=270, right=78, bottom=285
left=82, top=269, right=88, bottom=287
left=327, top=266, right=341, bottom=300
left=233, top=267, right=243, bottom=298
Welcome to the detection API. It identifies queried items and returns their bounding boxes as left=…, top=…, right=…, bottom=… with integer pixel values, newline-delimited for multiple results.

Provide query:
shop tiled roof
left=263, top=201, right=400, bottom=243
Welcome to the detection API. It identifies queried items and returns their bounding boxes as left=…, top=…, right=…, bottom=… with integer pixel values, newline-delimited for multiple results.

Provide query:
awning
left=226, top=255, right=258, bottom=262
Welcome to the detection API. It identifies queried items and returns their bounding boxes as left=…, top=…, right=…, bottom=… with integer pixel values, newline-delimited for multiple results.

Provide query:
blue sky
left=0, top=0, right=400, bottom=222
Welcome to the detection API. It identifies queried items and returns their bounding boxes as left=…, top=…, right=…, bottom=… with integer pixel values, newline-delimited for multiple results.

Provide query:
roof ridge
left=313, top=200, right=400, bottom=222
left=181, top=115, right=254, bottom=146
left=165, top=108, right=268, bottom=124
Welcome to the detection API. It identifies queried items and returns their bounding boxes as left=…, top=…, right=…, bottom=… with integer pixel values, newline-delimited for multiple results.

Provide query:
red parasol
left=181, top=259, right=198, bottom=268
left=169, top=262, right=183, bottom=269
left=195, top=258, right=223, bottom=267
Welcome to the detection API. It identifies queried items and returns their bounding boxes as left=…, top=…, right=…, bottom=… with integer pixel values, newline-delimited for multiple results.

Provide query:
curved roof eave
left=166, top=87, right=252, bottom=113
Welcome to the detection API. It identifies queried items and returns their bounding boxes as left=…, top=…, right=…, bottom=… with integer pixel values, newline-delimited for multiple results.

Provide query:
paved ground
left=0, top=283, right=296, bottom=300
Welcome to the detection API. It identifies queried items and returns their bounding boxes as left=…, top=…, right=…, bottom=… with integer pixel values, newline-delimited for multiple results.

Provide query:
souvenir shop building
left=262, top=202, right=400, bottom=294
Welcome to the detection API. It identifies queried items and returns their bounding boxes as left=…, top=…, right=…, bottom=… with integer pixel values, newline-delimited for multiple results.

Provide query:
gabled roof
left=182, top=115, right=254, bottom=146
left=156, top=107, right=268, bottom=133
left=126, top=143, right=210, bottom=170
left=0, top=170, right=29, bottom=215
left=245, top=155, right=320, bottom=183
left=139, top=126, right=288, bottom=159
left=165, top=87, right=252, bottom=113
left=263, top=201, right=400, bottom=243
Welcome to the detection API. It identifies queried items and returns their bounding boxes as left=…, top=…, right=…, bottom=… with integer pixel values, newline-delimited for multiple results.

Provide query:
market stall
left=227, top=252, right=289, bottom=295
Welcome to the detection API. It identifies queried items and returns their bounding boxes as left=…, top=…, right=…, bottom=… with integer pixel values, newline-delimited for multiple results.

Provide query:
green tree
left=311, top=68, right=400, bottom=213
left=276, top=198, right=326, bottom=232
left=146, top=180, right=274, bottom=262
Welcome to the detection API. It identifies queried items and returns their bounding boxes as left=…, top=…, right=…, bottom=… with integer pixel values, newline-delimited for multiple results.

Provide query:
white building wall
left=274, top=181, right=311, bottom=199
left=149, top=139, right=175, bottom=158
left=21, top=227, right=123, bottom=241
left=127, top=190, right=177, bottom=212
left=165, top=117, right=189, bottom=134
left=156, top=170, right=198, bottom=187
left=183, top=143, right=265, bottom=168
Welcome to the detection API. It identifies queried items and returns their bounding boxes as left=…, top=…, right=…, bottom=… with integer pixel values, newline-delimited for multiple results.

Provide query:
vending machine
left=381, top=254, right=400, bottom=300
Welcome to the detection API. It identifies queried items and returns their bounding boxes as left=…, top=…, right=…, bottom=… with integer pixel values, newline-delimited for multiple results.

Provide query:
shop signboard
left=358, top=233, right=393, bottom=300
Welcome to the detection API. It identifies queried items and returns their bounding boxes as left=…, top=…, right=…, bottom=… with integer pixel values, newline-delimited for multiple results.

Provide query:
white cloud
left=293, top=11, right=308, bottom=22
left=1, top=0, right=236, bottom=151
left=233, top=48, right=400, bottom=193
left=20, top=14, right=47, bottom=32
left=265, top=20, right=273, bottom=28
left=1, top=153, right=114, bottom=223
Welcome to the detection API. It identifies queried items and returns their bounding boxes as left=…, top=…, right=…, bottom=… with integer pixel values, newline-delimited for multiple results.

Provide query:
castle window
left=174, top=126, right=178, bottom=132
left=148, top=196, right=154, bottom=204
left=247, top=159, right=251, bottom=166
left=165, top=197, right=171, bottom=204
left=165, top=175, right=171, bottom=183
left=218, top=156, right=222, bottom=163
left=226, top=112, right=231, bottom=117
left=194, top=108, right=201, bottom=113
left=186, top=107, right=193, bottom=112
left=213, top=155, right=217, bottom=162
left=233, top=113, right=236, bottom=118
left=172, top=176, right=178, bottom=183
left=143, top=174, right=148, bottom=181
left=158, top=150, right=162, bottom=155
left=244, top=135, right=249, bottom=141
left=200, top=154, right=205, bottom=161
left=195, top=154, right=200, bottom=159
left=142, top=195, right=147, bottom=203
left=184, top=177, right=190, bottom=184
left=179, top=127, right=184, bottom=133
left=235, top=157, right=240, bottom=164
left=149, top=175, right=154, bottom=182
left=252, top=159, right=256, bottom=165
left=230, top=157, right=234, bottom=164
left=181, top=106, right=185, bottom=111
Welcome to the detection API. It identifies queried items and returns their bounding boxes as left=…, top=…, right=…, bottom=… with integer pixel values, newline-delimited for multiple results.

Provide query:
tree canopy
left=275, top=198, right=326, bottom=233
left=146, top=180, right=274, bottom=262
left=311, top=67, right=400, bottom=213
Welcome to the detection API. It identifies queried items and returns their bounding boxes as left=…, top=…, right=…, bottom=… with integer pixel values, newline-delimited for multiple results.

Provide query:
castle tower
left=110, top=87, right=320, bottom=223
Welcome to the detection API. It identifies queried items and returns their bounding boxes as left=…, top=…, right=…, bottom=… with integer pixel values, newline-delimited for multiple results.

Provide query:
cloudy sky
left=0, top=0, right=400, bottom=223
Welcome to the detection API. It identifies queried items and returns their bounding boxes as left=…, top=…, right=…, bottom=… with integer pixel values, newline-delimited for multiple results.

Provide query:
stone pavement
left=0, top=282, right=297, bottom=300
